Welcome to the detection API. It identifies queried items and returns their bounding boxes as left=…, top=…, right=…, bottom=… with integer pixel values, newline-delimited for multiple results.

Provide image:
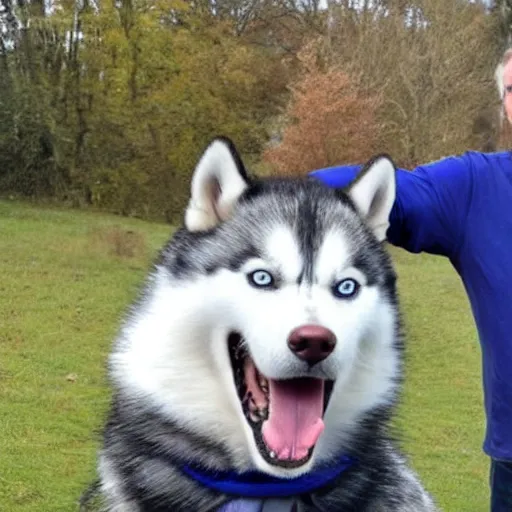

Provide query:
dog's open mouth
left=228, top=333, right=334, bottom=468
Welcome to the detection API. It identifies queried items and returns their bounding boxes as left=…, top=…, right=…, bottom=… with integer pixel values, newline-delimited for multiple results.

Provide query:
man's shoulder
left=416, top=150, right=512, bottom=180
left=458, top=150, right=512, bottom=169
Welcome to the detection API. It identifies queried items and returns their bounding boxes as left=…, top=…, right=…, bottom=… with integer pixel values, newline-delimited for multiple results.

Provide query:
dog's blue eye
left=333, top=278, right=359, bottom=299
left=248, top=270, right=275, bottom=289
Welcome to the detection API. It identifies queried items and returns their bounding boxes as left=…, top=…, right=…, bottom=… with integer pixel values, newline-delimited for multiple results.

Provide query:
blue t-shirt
left=311, top=151, right=512, bottom=461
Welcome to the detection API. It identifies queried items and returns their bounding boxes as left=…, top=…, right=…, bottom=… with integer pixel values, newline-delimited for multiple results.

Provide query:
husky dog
left=93, top=138, right=437, bottom=511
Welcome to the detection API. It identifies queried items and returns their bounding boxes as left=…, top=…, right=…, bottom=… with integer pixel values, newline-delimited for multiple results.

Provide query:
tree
left=264, top=42, right=382, bottom=174
left=0, top=0, right=292, bottom=220
left=324, top=0, right=502, bottom=167
left=492, top=0, right=512, bottom=47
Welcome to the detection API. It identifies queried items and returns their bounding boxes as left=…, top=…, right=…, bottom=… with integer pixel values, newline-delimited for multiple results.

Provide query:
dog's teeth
left=249, top=411, right=260, bottom=423
left=269, top=451, right=276, bottom=459
left=259, top=375, right=269, bottom=394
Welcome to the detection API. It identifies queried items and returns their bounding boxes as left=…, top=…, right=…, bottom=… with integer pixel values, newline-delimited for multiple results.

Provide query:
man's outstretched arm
left=310, top=155, right=475, bottom=258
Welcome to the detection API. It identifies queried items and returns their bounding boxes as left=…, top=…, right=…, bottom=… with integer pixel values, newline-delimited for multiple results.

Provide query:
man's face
left=503, top=59, right=512, bottom=123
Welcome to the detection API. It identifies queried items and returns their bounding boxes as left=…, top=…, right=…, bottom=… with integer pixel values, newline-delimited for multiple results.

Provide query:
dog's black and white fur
left=89, top=138, right=437, bottom=511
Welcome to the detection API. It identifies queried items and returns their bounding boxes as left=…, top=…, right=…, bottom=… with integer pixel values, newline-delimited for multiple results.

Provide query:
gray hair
left=495, top=48, right=512, bottom=100
left=495, top=49, right=512, bottom=124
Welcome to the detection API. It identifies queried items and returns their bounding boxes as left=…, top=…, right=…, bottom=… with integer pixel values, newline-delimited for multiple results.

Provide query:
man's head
left=495, top=48, right=512, bottom=123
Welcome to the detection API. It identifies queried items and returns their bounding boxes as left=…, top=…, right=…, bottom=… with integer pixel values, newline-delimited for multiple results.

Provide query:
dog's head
left=111, top=138, right=400, bottom=478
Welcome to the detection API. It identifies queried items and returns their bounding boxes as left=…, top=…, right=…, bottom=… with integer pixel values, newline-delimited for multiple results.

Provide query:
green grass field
left=0, top=199, right=488, bottom=511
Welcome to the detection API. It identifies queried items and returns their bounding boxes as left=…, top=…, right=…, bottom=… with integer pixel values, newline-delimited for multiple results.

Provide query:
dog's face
left=111, top=139, right=400, bottom=479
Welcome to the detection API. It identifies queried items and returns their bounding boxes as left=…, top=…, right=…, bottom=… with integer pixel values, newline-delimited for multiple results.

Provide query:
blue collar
left=182, top=455, right=355, bottom=499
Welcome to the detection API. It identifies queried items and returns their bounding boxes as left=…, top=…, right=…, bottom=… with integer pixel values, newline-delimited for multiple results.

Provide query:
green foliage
left=0, top=0, right=290, bottom=221
left=0, top=0, right=506, bottom=216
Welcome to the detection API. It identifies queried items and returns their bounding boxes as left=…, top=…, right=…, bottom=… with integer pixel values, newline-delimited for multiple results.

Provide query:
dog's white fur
left=110, top=147, right=398, bottom=479
left=185, top=140, right=249, bottom=232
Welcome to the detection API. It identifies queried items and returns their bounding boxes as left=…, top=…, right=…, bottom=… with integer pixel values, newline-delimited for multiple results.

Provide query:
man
left=310, top=49, right=512, bottom=512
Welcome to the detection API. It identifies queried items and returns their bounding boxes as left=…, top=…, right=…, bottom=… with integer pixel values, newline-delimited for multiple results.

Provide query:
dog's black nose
left=287, top=325, right=336, bottom=365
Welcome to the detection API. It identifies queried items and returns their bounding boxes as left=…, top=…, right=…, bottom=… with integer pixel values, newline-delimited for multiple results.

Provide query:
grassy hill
left=0, top=200, right=487, bottom=511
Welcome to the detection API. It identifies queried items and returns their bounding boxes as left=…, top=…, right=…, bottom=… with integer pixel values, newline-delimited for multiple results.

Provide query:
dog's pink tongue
left=262, top=378, right=324, bottom=462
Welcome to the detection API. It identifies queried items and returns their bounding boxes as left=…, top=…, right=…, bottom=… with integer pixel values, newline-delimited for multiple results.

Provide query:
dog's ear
left=185, top=137, right=250, bottom=232
left=346, top=155, right=396, bottom=242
